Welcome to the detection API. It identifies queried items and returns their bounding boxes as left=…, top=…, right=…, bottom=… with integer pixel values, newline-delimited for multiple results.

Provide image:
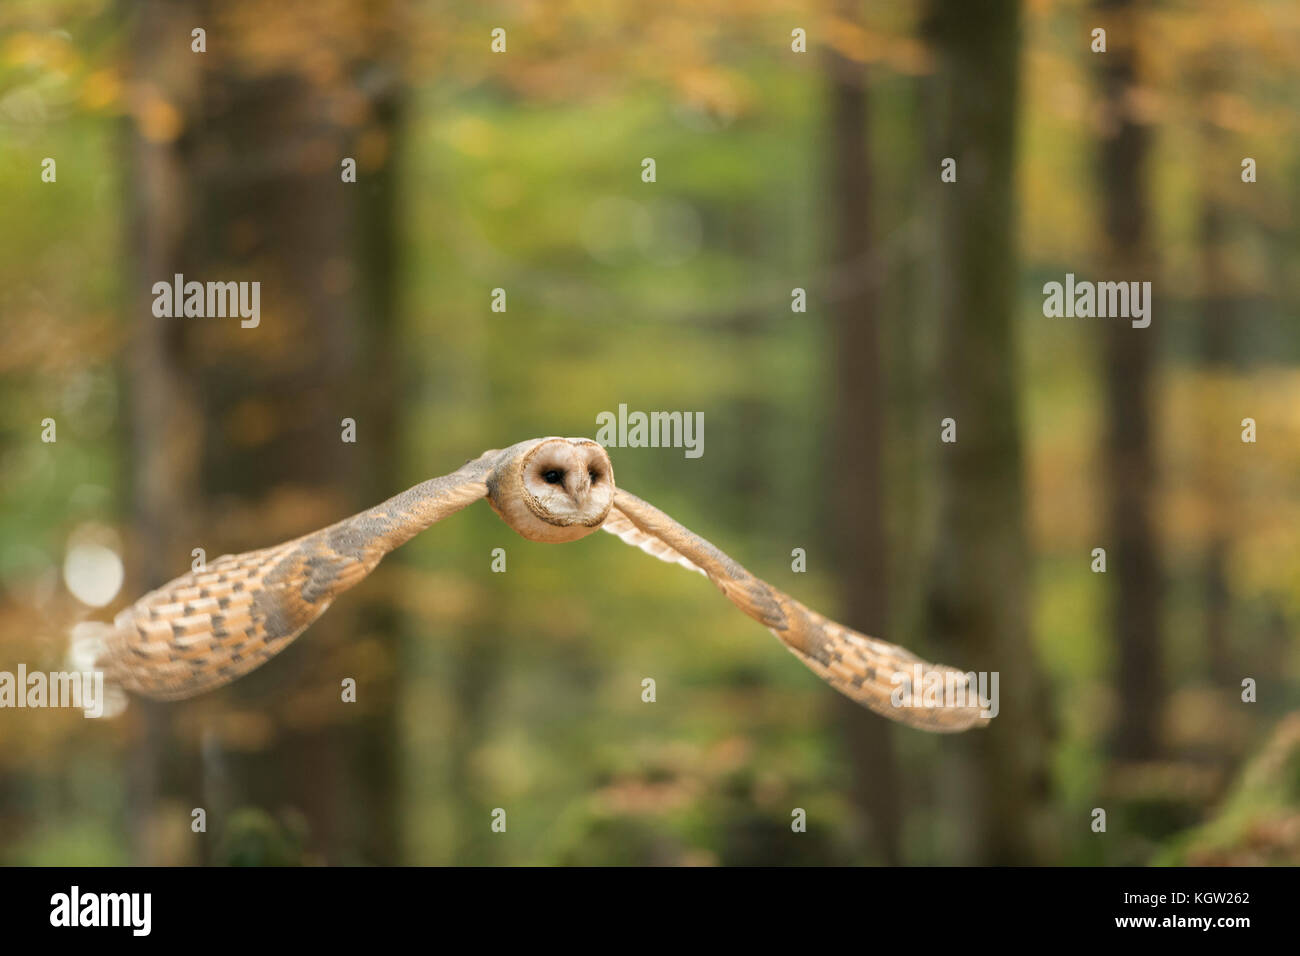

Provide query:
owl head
left=487, top=437, right=615, bottom=542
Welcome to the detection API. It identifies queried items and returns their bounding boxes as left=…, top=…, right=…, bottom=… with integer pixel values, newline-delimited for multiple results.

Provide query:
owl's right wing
left=602, top=488, right=991, bottom=732
left=89, top=450, right=502, bottom=701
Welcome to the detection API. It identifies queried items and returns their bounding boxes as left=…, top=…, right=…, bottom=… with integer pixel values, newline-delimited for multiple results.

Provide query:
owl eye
left=588, top=469, right=600, bottom=483
left=543, top=469, right=564, bottom=485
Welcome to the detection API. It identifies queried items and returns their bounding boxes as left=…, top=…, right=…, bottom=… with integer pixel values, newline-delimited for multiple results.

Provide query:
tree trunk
left=1194, top=58, right=1234, bottom=686
left=824, top=32, right=902, bottom=865
left=1094, top=0, right=1165, bottom=759
left=123, top=0, right=404, bottom=864
left=921, top=0, right=1055, bottom=865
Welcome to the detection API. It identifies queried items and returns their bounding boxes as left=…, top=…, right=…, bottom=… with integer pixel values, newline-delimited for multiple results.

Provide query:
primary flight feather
left=93, top=437, right=991, bottom=732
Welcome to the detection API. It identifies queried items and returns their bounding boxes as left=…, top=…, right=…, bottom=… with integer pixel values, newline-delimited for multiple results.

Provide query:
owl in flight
left=93, top=437, right=990, bottom=732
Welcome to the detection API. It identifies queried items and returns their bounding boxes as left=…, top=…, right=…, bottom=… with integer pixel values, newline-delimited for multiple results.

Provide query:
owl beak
left=569, top=470, right=591, bottom=500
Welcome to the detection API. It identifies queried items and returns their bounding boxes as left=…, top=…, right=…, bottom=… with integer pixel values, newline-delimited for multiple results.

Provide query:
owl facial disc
left=488, top=437, right=615, bottom=542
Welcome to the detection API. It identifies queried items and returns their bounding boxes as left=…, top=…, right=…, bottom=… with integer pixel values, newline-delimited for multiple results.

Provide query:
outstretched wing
left=602, top=488, right=991, bottom=732
left=94, top=451, right=500, bottom=701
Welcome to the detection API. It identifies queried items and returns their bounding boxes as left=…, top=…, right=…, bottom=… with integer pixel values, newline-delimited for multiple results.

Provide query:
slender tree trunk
left=1194, top=59, right=1234, bottom=685
left=122, top=0, right=202, bottom=865
left=1094, top=0, right=1165, bottom=759
left=1199, top=194, right=1232, bottom=684
left=124, top=0, right=404, bottom=863
left=922, top=0, right=1054, bottom=864
left=824, top=33, right=902, bottom=865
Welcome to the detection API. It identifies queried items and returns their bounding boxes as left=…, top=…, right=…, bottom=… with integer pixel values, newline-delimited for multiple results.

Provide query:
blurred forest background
left=1, top=0, right=1298, bottom=866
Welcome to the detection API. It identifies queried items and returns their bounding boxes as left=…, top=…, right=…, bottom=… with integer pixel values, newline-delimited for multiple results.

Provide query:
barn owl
left=91, top=437, right=990, bottom=732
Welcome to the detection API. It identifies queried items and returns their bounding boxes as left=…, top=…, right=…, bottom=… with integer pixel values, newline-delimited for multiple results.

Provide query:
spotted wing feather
left=602, top=488, right=990, bottom=733
left=97, top=454, right=498, bottom=700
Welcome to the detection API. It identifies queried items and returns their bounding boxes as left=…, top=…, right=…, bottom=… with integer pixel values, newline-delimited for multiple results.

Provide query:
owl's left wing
left=602, top=488, right=991, bottom=733
left=92, top=451, right=501, bottom=701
